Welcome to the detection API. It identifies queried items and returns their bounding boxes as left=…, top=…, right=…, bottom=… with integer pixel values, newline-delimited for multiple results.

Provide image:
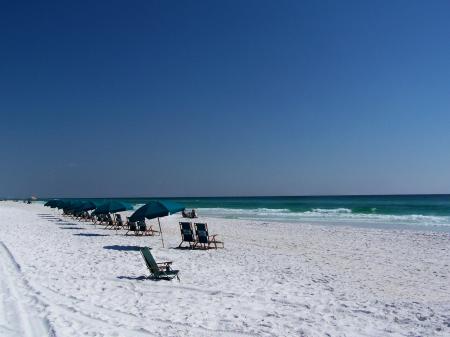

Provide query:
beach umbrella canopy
left=66, top=200, right=84, bottom=210
left=129, top=200, right=185, bottom=222
left=129, top=200, right=185, bottom=247
left=55, top=200, right=71, bottom=209
left=92, top=201, right=133, bottom=215
left=54, top=200, right=80, bottom=210
left=44, top=199, right=59, bottom=207
left=57, top=200, right=83, bottom=211
left=76, top=201, right=97, bottom=212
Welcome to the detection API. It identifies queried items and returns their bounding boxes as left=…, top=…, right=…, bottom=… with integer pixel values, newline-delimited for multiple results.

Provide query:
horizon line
left=4, top=193, right=450, bottom=200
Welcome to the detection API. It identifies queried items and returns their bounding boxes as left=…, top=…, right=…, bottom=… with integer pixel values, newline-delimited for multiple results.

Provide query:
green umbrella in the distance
left=76, top=201, right=98, bottom=212
left=92, top=201, right=133, bottom=215
left=44, top=199, right=59, bottom=207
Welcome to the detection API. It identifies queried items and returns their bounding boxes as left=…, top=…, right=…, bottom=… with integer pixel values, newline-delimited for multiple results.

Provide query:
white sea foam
left=310, top=208, right=352, bottom=214
left=198, top=207, right=450, bottom=228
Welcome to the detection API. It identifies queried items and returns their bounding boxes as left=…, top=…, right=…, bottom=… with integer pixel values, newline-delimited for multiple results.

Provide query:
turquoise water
left=38, top=195, right=450, bottom=231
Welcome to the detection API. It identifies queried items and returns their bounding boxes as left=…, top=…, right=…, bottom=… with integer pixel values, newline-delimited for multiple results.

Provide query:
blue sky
left=1, top=0, right=450, bottom=198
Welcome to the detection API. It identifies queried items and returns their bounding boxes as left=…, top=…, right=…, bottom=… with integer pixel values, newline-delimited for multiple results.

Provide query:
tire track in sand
left=0, top=241, right=55, bottom=337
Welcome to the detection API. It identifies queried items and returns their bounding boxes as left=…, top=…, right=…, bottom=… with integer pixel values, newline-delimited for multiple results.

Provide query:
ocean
left=37, top=195, right=450, bottom=232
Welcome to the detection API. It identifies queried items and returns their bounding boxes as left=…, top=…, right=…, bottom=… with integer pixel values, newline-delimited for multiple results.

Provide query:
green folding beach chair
left=140, top=247, right=180, bottom=281
left=178, top=222, right=196, bottom=248
left=194, top=223, right=224, bottom=249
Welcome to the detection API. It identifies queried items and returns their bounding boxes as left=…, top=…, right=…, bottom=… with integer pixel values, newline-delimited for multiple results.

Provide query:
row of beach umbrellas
left=44, top=199, right=185, bottom=247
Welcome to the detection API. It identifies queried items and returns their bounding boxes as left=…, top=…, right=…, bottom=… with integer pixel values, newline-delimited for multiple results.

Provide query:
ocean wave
left=310, top=208, right=352, bottom=214
left=198, top=207, right=450, bottom=228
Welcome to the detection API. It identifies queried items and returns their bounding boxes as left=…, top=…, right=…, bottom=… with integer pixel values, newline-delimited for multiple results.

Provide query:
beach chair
left=178, top=222, right=196, bottom=248
left=182, top=209, right=198, bottom=219
left=87, top=212, right=96, bottom=222
left=94, top=214, right=103, bottom=225
left=125, top=219, right=138, bottom=235
left=140, top=247, right=180, bottom=281
left=83, top=211, right=92, bottom=221
left=104, top=214, right=115, bottom=229
left=138, top=220, right=159, bottom=236
left=75, top=210, right=83, bottom=219
left=194, top=223, right=224, bottom=249
left=79, top=211, right=88, bottom=221
left=114, top=214, right=125, bottom=230
left=97, top=214, right=105, bottom=225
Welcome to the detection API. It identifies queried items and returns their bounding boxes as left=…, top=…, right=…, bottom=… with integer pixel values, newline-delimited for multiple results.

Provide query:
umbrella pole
left=158, top=217, right=164, bottom=248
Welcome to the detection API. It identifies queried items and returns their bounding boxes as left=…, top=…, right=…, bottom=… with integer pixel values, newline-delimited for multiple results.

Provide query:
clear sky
left=1, top=0, right=450, bottom=198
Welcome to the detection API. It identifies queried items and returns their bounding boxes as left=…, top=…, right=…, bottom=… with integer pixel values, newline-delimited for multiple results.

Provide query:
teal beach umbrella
left=54, top=200, right=80, bottom=211
left=66, top=200, right=84, bottom=210
left=44, top=199, right=59, bottom=207
left=55, top=200, right=70, bottom=209
left=55, top=200, right=80, bottom=211
left=129, top=200, right=185, bottom=247
left=76, top=201, right=98, bottom=212
left=92, top=201, right=133, bottom=215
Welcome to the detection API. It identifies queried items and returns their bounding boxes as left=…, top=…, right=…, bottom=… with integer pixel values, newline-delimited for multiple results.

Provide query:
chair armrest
left=157, top=261, right=173, bottom=266
left=157, top=262, right=173, bottom=271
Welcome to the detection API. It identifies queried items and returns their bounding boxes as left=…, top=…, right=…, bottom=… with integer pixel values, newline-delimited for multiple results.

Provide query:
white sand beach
left=0, top=201, right=449, bottom=337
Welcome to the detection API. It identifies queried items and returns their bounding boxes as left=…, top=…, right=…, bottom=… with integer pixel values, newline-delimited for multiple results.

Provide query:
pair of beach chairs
left=105, top=214, right=126, bottom=230
left=78, top=211, right=92, bottom=221
left=140, top=247, right=180, bottom=281
left=100, top=214, right=128, bottom=231
left=93, top=213, right=111, bottom=226
left=125, top=219, right=159, bottom=236
left=179, top=222, right=224, bottom=249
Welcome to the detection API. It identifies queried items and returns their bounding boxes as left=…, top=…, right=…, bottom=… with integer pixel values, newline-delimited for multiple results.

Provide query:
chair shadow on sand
left=103, top=245, right=144, bottom=252
left=170, top=246, right=196, bottom=251
left=59, top=227, right=85, bottom=230
left=74, top=233, right=109, bottom=237
left=117, top=275, right=150, bottom=281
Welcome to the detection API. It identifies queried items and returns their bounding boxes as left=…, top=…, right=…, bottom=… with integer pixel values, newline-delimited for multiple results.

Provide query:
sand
left=0, top=201, right=449, bottom=336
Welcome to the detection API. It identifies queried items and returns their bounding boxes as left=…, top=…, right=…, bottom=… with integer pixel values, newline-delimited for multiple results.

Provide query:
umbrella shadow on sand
left=60, top=227, right=85, bottom=230
left=74, top=233, right=109, bottom=237
left=103, top=245, right=144, bottom=252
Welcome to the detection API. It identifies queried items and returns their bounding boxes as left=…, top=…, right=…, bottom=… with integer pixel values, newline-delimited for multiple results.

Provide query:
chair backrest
left=126, top=217, right=136, bottom=230
left=115, top=214, right=123, bottom=225
left=138, top=220, right=146, bottom=231
left=179, top=222, right=195, bottom=242
left=195, top=223, right=209, bottom=244
left=140, top=247, right=160, bottom=276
